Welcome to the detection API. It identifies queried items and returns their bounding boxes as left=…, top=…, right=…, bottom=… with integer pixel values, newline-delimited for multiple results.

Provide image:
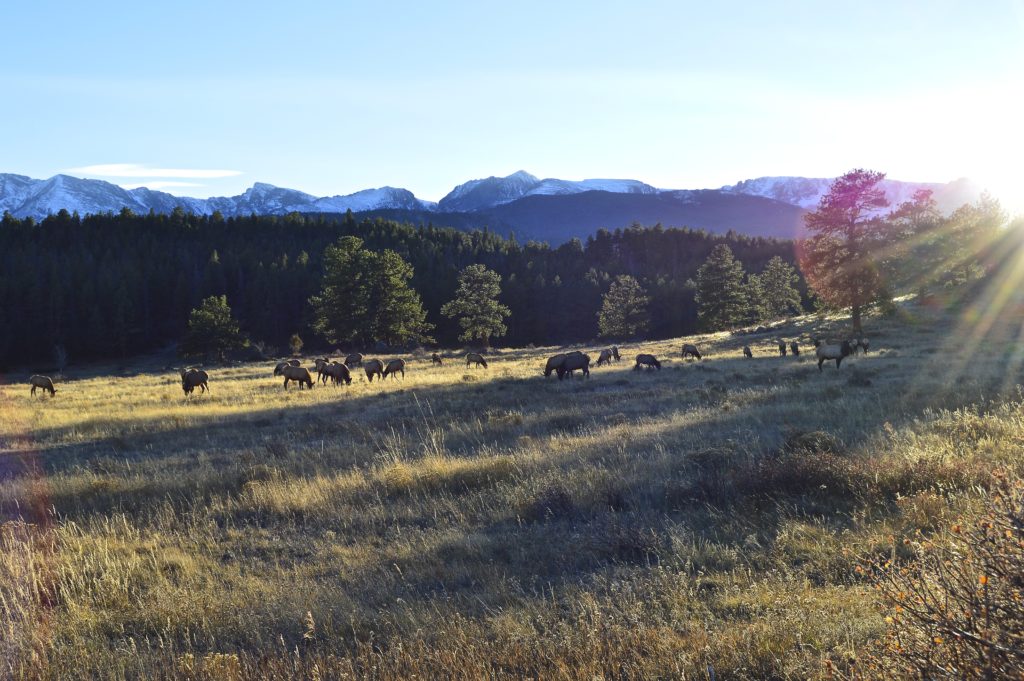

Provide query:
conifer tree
left=754, top=256, right=803, bottom=320
left=181, top=295, right=245, bottom=360
left=695, top=244, right=749, bottom=330
left=597, top=275, right=650, bottom=338
left=310, top=236, right=433, bottom=348
left=440, top=264, right=511, bottom=348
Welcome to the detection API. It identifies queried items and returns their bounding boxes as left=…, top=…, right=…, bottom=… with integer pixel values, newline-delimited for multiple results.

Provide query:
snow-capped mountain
left=0, top=174, right=437, bottom=220
left=721, top=176, right=980, bottom=214
left=0, top=169, right=986, bottom=244
left=313, top=187, right=428, bottom=213
left=527, top=178, right=658, bottom=197
left=437, top=171, right=659, bottom=212
left=438, top=170, right=542, bottom=212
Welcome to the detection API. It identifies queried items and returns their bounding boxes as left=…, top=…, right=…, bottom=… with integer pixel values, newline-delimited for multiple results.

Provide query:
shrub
left=863, top=471, right=1024, bottom=678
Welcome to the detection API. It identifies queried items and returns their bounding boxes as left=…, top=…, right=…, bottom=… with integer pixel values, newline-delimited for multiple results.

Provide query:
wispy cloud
left=117, top=181, right=205, bottom=191
left=65, top=163, right=242, bottom=179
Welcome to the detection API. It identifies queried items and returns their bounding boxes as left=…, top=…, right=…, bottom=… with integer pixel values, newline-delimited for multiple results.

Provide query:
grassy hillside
left=1, top=301, right=1022, bottom=679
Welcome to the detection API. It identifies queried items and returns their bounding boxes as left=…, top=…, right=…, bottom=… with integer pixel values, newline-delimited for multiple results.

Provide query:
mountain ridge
left=0, top=170, right=982, bottom=243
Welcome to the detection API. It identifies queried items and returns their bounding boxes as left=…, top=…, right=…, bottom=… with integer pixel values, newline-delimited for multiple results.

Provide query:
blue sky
left=1, top=1, right=1021, bottom=205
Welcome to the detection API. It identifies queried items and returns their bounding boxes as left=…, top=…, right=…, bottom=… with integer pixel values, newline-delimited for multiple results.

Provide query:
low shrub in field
left=862, top=471, right=1024, bottom=679
left=518, top=482, right=575, bottom=523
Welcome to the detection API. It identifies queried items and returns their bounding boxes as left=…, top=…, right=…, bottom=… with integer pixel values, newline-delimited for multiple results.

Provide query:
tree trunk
left=851, top=304, right=862, bottom=334
left=480, top=334, right=490, bottom=350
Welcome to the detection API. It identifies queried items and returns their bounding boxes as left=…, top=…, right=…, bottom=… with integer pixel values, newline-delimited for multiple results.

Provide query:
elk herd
left=24, top=335, right=873, bottom=398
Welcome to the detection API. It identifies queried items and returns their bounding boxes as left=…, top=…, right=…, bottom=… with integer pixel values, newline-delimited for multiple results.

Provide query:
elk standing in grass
left=634, top=354, right=661, bottom=370
left=383, top=359, right=406, bottom=380
left=815, top=340, right=854, bottom=371
left=280, top=365, right=313, bottom=390
left=558, top=351, right=590, bottom=380
left=181, top=368, right=209, bottom=395
left=465, top=353, right=488, bottom=369
left=364, top=359, right=384, bottom=382
left=681, top=344, right=702, bottom=360
left=29, top=375, right=56, bottom=397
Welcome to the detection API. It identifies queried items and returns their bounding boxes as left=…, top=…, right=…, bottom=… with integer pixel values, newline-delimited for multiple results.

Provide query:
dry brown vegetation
left=2, top=301, right=1024, bottom=679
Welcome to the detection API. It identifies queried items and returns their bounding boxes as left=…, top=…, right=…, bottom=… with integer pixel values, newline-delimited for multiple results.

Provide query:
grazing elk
left=181, top=368, right=209, bottom=395
left=681, top=343, right=702, bottom=360
left=465, top=352, right=488, bottom=369
left=383, top=359, right=406, bottom=380
left=544, top=353, right=567, bottom=378
left=29, top=375, right=56, bottom=397
left=364, top=359, right=385, bottom=382
left=558, top=351, right=590, bottom=380
left=280, top=365, right=313, bottom=390
left=324, top=362, right=352, bottom=386
left=743, top=346, right=753, bottom=359
left=634, top=354, right=661, bottom=370
left=431, top=353, right=443, bottom=366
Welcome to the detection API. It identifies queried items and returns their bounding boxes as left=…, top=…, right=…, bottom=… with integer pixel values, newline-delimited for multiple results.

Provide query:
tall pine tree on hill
left=695, top=244, right=750, bottom=330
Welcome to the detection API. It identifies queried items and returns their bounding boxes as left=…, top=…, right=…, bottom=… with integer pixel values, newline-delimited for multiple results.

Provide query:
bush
left=863, top=471, right=1024, bottom=678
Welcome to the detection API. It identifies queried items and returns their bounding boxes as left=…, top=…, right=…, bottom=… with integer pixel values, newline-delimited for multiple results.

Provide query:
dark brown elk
left=181, top=368, right=209, bottom=395
left=364, top=359, right=385, bottom=382
left=611, top=346, right=620, bottom=361
left=345, top=353, right=364, bottom=368
left=314, top=358, right=331, bottom=384
left=544, top=353, right=567, bottom=378
left=743, top=346, right=753, bottom=359
left=777, top=340, right=787, bottom=356
left=790, top=342, right=800, bottom=356
left=596, top=349, right=614, bottom=366
left=383, top=359, right=406, bottom=380
left=431, top=353, right=443, bottom=366
left=324, top=362, right=352, bottom=386
left=280, top=365, right=313, bottom=389
left=634, top=354, right=661, bottom=370
left=681, top=343, right=702, bottom=360
left=465, top=352, right=488, bottom=368
left=29, top=375, right=56, bottom=397
left=557, top=351, right=590, bottom=380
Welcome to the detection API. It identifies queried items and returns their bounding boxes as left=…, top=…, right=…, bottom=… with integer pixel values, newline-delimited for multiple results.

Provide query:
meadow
left=2, top=299, right=1023, bottom=679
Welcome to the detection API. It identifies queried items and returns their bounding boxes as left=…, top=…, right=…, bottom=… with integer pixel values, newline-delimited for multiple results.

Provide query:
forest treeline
left=0, top=208, right=802, bottom=368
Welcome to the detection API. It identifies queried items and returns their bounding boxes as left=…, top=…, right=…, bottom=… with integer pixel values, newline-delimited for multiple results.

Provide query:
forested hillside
left=0, top=209, right=799, bottom=367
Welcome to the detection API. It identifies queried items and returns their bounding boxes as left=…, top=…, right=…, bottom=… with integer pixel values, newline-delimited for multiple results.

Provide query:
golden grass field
left=2, top=299, right=1024, bottom=679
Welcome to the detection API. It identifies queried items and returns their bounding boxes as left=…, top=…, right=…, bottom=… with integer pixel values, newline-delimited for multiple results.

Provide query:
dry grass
left=1, top=302, right=1023, bottom=679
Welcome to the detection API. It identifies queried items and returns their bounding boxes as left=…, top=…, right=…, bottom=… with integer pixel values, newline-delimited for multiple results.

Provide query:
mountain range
left=0, top=170, right=981, bottom=243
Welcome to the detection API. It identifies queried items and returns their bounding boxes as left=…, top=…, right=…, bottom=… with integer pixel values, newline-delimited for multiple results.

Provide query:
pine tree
left=798, top=169, right=890, bottom=332
left=367, top=249, right=435, bottom=347
left=181, top=295, right=245, bottom=360
left=695, top=244, right=749, bottom=330
left=310, top=236, right=433, bottom=348
left=754, top=256, right=803, bottom=320
left=597, top=275, right=650, bottom=339
left=440, top=264, right=511, bottom=348
left=309, top=236, right=376, bottom=347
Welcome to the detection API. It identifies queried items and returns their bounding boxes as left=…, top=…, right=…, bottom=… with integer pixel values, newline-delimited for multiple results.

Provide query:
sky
left=1, top=1, right=1022, bottom=208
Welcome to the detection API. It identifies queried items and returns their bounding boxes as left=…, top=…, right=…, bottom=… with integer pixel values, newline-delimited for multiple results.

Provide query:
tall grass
left=1, top=304, right=1022, bottom=678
